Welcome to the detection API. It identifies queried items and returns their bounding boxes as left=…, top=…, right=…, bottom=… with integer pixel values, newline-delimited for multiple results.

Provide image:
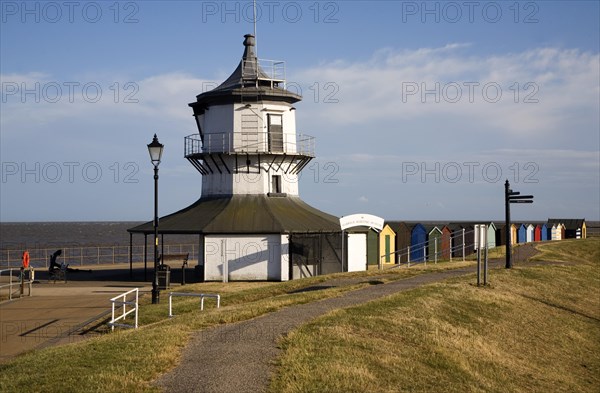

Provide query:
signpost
left=505, top=180, right=534, bottom=269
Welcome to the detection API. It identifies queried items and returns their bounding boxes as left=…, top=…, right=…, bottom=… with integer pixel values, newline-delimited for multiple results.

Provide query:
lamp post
left=148, top=134, right=164, bottom=304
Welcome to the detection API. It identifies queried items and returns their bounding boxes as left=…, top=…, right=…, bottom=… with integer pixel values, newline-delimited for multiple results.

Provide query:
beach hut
left=440, top=225, right=452, bottom=260
left=517, top=224, right=527, bottom=243
left=379, top=224, right=396, bottom=265
left=548, top=219, right=586, bottom=239
left=425, top=226, right=443, bottom=261
left=541, top=223, right=549, bottom=241
left=410, top=223, right=427, bottom=262
left=550, top=223, right=561, bottom=240
left=450, top=222, right=476, bottom=255
left=388, top=221, right=411, bottom=264
left=526, top=224, right=535, bottom=243
left=463, top=223, right=476, bottom=254
left=587, top=221, right=599, bottom=237
left=534, top=224, right=542, bottom=242
left=496, top=225, right=506, bottom=247
left=449, top=224, right=466, bottom=258
left=511, top=224, right=518, bottom=245
left=487, top=222, right=497, bottom=248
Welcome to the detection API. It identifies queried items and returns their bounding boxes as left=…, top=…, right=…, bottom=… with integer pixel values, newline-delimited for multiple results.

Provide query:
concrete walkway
left=156, top=246, right=540, bottom=393
left=0, top=263, right=152, bottom=363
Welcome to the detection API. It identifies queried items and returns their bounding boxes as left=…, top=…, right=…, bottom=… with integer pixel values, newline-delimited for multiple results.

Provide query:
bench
left=158, top=253, right=190, bottom=286
left=158, top=253, right=189, bottom=267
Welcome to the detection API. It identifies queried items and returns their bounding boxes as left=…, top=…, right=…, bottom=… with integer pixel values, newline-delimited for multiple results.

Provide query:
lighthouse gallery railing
left=184, top=132, right=315, bottom=157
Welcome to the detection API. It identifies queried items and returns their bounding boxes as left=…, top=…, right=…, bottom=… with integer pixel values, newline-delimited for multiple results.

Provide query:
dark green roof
left=128, top=195, right=340, bottom=235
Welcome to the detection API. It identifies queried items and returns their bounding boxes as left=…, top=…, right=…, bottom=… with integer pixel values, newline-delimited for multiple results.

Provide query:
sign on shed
left=340, top=214, right=385, bottom=231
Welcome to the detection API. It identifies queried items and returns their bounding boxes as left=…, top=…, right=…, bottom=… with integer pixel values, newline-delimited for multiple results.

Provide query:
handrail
left=241, top=58, right=286, bottom=84
left=108, top=288, right=139, bottom=331
left=185, top=132, right=315, bottom=157
left=382, top=229, right=477, bottom=268
left=0, top=243, right=198, bottom=268
left=168, top=292, right=220, bottom=317
left=0, top=268, right=34, bottom=300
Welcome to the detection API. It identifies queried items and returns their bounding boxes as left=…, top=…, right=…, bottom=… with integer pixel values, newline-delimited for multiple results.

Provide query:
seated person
left=49, top=249, right=64, bottom=274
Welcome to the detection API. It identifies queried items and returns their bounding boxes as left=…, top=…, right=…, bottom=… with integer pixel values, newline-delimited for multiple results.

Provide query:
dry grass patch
left=270, top=238, right=600, bottom=393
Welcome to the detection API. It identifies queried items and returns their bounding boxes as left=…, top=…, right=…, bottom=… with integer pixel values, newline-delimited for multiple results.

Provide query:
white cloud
left=292, top=45, right=600, bottom=136
left=0, top=72, right=212, bottom=131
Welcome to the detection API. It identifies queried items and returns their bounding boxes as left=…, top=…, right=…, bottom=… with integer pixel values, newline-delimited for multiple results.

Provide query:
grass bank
left=270, top=238, right=600, bottom=393
left=0, top=257, right=474, bottom=392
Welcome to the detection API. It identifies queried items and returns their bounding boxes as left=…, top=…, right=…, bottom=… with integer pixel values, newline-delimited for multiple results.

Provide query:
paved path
left=156, top=246, right=540, bottom=393
left=0, top=263, right=152, bottom=363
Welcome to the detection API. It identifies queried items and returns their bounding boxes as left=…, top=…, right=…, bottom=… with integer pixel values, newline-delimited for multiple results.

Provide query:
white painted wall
left=347, top=233, right=367, bottom=272
left=201, top=155, right=300, bottom=196
left=204, top=234, right=287, bottom=281
left=200, top=101, right=301, bottom=197
left=526, top=225, right=535, bottom=242
left=204, top=104, right=234, bottom=136
left=233, top=102, right=297, bottom=151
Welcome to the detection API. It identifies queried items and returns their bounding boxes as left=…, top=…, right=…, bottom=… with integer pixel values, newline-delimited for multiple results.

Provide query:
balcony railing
left=242, top=59, right=286, bottom=87
left=185, top=132, right=315, bottom=157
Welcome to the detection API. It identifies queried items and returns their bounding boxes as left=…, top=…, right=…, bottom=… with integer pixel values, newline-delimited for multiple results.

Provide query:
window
left=271, top=175, right=281, bottom=194
left=267, top=114, right=283, bottom=152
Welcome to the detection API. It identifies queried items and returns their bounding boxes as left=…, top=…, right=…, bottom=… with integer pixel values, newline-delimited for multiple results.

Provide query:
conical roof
left=214, top=34, right=271, bottom=91
left=189, top=34, right=301, bottom=108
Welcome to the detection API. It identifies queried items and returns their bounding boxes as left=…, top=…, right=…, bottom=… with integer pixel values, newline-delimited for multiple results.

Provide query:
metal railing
left=185, top=132, right=315, bottom=157
left=381, top=229, right=476, bottom=269
left=168, top=292, right=221, bottom=317
left=108, top=288, right=139, bottom=331
left=0, top=243, right=198, bottom=268
left=0, top=268, right=34, bottom=300
left=241, top=58, right=286, bottom=85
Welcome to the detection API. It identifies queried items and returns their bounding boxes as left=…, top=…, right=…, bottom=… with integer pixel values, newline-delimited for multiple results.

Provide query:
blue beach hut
left=517, top=224, right=527, bottom=243
left=410, top=223, right=427, bottom=262
left=541, top=224, right=549, bottom=241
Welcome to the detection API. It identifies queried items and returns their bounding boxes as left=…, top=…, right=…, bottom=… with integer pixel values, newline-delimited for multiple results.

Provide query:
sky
left=1, top=0, right=599, bottom=223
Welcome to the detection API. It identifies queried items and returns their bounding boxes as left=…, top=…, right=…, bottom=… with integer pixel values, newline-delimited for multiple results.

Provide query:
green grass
left=3, top=239, right=596, bottom=392
left=0, top=257, right=475, bottom=392
left=269, top=238, right=600, bottom=393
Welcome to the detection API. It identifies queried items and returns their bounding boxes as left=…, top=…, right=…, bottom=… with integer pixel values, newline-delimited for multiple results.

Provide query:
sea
left=0, top=222, right=198, bottom=267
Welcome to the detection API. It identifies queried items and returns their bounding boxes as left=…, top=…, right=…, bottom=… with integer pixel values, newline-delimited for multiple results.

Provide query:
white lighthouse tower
left=185, top=34, right=311, bottom=198
left=130, top=35, right=341, bottom=281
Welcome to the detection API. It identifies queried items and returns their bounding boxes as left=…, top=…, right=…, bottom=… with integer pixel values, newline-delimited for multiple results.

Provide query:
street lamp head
left=147, top=134, right=164, bottom=167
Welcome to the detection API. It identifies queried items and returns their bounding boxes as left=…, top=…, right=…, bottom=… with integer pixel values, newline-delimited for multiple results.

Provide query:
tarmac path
left=156, top=245, right=540, bottom=393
